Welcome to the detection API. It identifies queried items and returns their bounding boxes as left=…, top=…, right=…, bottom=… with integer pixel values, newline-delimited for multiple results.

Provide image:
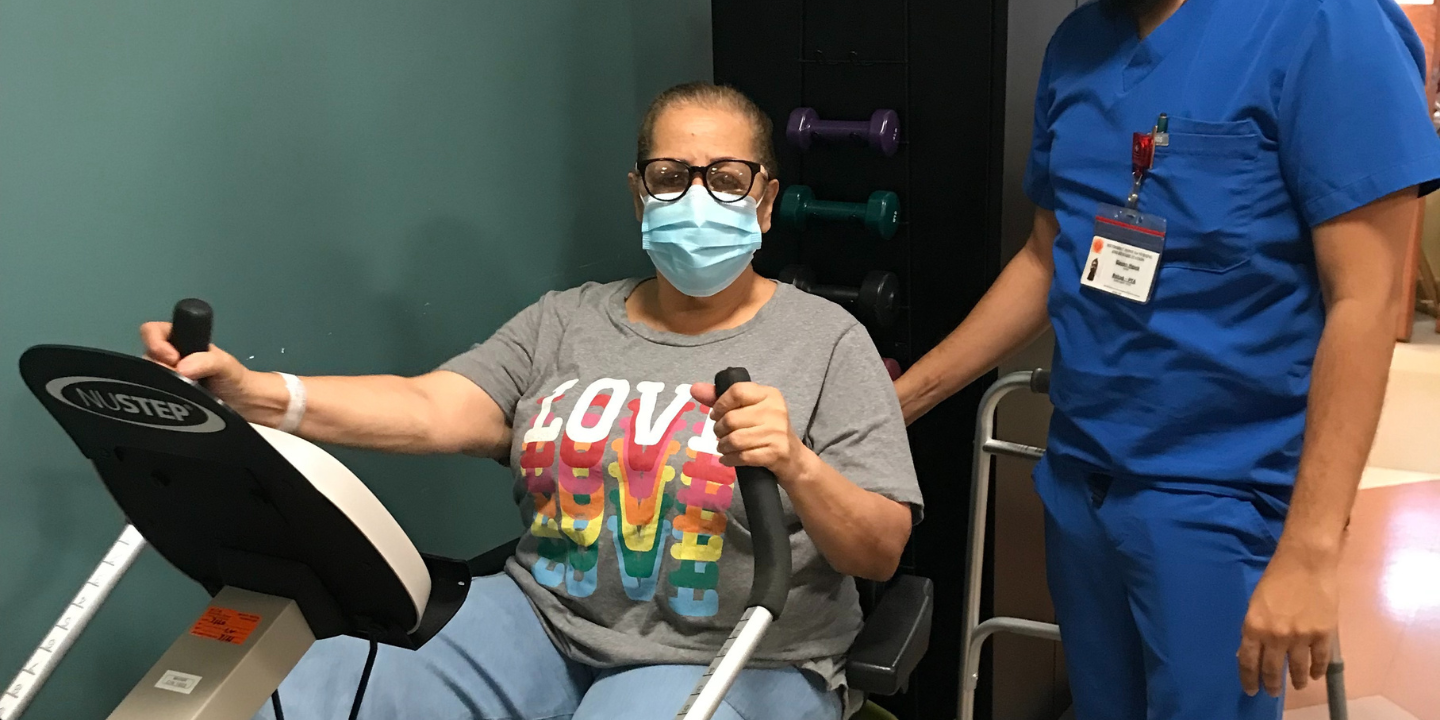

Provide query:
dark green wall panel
left=0, top=2, right=710, bottom=717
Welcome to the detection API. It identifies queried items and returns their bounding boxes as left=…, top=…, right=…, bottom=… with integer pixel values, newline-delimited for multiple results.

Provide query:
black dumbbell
left=778, top=265, right=898, bottom=329
left=786, top=107, right=901, bottom=156
left=778, top=185, right=901, bottom=240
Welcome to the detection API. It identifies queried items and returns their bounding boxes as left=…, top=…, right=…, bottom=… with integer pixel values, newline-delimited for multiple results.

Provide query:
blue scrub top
left=1026, top=0, right=1440, bottom=490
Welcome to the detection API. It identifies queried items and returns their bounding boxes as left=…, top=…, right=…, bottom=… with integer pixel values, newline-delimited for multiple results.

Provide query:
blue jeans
left=252, top=574, right=841, bottom=720
left=1037, top=459, right=1286, bottom=720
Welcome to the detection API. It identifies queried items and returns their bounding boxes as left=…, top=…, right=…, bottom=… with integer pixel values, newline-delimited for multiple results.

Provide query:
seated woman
left=142, top=82, right=921, bottom=720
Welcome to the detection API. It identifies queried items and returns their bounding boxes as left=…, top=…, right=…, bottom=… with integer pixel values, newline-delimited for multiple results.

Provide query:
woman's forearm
left=233, top=370, right=510, bottom=457
left=780, top=448, right=913, bottom=581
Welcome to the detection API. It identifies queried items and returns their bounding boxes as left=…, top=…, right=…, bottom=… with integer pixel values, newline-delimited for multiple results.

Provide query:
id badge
left=1082, top=203, right=1166, bottom=304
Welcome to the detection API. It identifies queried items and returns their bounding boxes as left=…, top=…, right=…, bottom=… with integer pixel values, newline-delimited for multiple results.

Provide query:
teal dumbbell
left=778, top=185, right=901, bottom=240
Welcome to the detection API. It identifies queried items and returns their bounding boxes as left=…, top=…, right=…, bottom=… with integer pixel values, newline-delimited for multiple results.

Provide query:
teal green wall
left=0, top=2, right=711, bottom=716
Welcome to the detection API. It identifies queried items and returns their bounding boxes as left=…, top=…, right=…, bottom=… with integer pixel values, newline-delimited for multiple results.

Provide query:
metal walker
left=957, top=369, right=1347, bottom=720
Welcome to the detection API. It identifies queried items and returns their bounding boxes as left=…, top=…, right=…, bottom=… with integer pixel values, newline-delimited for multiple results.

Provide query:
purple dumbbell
left=786, top=107, right=901, bottom=156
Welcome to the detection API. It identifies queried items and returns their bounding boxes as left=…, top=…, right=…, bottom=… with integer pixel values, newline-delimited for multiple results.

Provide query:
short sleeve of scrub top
left=1024, top=37, right=1058, bottom=211
left=1278, top=0, right=1440, bottom=224
left=1025, top=0, right=1440, bottom=490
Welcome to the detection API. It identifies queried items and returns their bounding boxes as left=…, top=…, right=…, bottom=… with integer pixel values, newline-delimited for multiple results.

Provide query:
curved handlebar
left=714, top=367, right=790, bottom=619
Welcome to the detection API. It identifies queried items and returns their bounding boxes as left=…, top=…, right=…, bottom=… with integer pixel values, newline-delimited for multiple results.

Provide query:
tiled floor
left=1361, top=466, right=1440, bottom=491
left=1281, top=481, right=1440, bottom=720
left=1286, top=696, right=1421, bottom=720
left=1284, top=321, right=1440, bottom=720
left=1366, top=321, right=1440, bottom=478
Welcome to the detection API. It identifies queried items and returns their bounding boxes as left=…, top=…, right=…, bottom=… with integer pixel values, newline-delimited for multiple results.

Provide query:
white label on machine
left=155, top=671, right=202, bottom=695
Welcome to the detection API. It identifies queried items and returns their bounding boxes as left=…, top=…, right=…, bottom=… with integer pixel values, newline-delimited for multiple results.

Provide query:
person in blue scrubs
left=896, top=0, right=1440, bottom=717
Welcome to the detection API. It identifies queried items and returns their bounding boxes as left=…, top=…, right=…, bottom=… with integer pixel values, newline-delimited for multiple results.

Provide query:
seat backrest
left=857, top=577, right=883, bottom=617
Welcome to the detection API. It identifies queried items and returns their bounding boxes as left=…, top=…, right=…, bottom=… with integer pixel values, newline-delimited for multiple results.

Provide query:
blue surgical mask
left=641, top=190, right=763, bottom=298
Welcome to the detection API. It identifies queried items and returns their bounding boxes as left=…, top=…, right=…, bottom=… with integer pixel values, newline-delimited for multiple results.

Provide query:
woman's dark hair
left=636, top=82, right=778, bottom=174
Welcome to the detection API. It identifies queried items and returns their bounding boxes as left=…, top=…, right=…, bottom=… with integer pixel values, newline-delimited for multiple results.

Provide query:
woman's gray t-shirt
left=438, top=278, right=922, bottom=689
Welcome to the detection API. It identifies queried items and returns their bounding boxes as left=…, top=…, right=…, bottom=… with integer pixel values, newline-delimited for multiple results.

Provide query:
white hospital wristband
left=275, top=372, right=307, bottom=434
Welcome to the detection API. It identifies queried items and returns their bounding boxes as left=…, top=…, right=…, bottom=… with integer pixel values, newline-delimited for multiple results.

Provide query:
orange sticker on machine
left=189, top=607, right=261, bottom=645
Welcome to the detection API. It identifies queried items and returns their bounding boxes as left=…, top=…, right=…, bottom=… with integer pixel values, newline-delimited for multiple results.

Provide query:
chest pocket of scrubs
left=1148, top=118, right=1263, bottom=273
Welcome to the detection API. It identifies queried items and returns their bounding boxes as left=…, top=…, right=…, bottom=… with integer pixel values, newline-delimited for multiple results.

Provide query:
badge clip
left=1125, top=113, right=1168, bottom=211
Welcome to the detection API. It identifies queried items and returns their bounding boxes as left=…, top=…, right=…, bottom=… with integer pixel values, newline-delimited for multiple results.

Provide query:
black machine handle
left=713, top=367, right=790, bottom=619
left=138, top=300, right=213, bottom=541
left=169, top=298, right=213, bottom=359
left=1029, top=368, right=1051, bottom=395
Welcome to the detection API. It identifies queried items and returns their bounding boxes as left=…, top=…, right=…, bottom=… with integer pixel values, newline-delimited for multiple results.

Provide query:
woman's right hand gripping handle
left=140, top=301, right=255, bottom=407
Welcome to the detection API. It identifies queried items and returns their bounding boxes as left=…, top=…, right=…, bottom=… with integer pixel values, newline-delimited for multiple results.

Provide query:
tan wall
left=991, top=1, right=1077, bottom=718
left=1425, top=194, right=1440, bottom=281
left=1406, top=5, right=1440, bottom=296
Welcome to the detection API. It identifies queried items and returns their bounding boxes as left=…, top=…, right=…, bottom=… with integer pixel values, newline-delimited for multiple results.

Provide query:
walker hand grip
left=714, top=367, right=791, bottom=619
left=169, top=299, right=213, bottom=359
left=1029, top=368, right=1051, bottom=395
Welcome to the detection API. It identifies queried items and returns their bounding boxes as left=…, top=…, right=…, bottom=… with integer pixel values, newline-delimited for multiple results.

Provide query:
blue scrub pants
left=251, top=574, right=840, bottom=720
left=1036, top=459, right=1286, bottom=720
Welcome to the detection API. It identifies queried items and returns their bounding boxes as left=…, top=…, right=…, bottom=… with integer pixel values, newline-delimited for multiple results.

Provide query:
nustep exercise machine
left=3, top=300, right=472, bottom=720
left=3, top=301, right=933, bottom=720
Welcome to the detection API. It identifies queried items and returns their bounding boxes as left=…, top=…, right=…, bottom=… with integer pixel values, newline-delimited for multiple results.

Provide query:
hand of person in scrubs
left=1236, top=549, right=1339, bottom=697
left=1237, top=188, right=1417, bottom=698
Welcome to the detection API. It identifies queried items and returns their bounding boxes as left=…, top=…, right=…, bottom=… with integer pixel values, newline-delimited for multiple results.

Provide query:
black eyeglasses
left=636, top=158, right=766, bottom=203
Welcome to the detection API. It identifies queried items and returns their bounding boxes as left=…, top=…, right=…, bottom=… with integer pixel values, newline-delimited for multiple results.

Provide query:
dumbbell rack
left=788, top=42, right=912, bottom=346
left=715, top=2, right=1009, bottom=718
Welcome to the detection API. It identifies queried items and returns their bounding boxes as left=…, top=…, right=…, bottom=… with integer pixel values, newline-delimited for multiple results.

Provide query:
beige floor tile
left=1382, top=604, right=1440, bottom=720
left=1286, top=482, right=1440, bottom=711
left=1368, top=323, right=1440, bottom=474
left=1284, top=695, right=1422, bottom=720
left=1361, top=467, right=1439, bottom=491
